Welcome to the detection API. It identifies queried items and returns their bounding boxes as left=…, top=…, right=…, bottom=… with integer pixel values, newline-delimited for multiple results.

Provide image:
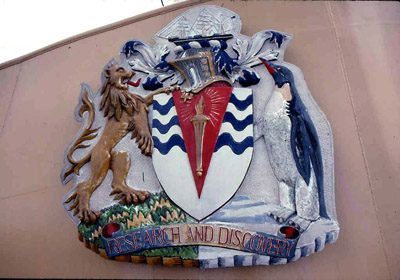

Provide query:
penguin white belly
left=262, top=92, right=298, bottom=186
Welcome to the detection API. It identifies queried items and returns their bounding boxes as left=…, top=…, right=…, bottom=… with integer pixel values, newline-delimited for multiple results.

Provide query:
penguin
left=259, top=57, right=326, bottom=231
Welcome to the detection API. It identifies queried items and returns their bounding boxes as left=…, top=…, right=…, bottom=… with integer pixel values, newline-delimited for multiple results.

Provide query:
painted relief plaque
left=60, top=5, right=339, bottom=268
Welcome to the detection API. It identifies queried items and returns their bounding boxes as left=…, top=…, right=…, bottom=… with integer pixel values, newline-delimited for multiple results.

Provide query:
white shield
left=152, top=88, right=253, bottom=220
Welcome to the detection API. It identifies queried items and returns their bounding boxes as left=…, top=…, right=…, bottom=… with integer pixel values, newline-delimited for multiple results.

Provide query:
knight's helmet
left=168, top=35, right=233, bottom=93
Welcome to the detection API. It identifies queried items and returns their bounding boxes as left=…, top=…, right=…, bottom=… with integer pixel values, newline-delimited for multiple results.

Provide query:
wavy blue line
left=222, top=112, right=253, bottom=131
left=229, top=94, right=253, bottom=111
left=153, top=98, right=175, bottom=115
left=152, top=116, right=180, bottom=134
left=153, top=134, right=187, bottom=155
left=214, top=133, right=253, bottom=154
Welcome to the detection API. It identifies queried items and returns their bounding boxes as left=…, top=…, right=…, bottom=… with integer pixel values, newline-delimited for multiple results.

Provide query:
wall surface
left=0, top=1, right=399, bottom=279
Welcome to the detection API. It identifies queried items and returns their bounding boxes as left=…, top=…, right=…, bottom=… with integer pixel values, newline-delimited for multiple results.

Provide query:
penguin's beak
left=259, top=57, right=276, bottom=75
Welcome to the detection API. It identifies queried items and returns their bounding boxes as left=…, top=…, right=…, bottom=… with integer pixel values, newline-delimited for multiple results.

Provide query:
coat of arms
left=60, top=5, right=339, bottom=267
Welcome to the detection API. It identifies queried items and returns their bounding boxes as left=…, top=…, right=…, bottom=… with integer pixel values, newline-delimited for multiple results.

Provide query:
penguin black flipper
left=289, top=100, right=312, bottom=186
left=290, top=98, right=327, bottom=218
left=303, top=111, right=324, bottom=191
left=303, top=110, right=327, bottom=218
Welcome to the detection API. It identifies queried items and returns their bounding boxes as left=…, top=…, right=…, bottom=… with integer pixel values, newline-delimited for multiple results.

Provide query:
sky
left=0, top=0, right=186, bottom=64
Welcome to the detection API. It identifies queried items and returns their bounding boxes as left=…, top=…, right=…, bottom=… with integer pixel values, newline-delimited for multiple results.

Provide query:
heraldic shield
left=152, top=85, right=253, bottom=220
left=60, top=4, right=339, bottom=268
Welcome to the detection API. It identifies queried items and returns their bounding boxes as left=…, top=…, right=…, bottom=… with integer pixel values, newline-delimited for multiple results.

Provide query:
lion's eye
left=118, top=68, right=124, bottom=72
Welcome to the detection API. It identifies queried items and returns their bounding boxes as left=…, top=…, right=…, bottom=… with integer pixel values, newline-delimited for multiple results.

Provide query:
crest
left=60, top=5, right=339, bottom=268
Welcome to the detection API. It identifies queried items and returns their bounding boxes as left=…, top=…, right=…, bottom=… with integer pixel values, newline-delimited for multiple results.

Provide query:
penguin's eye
left=277, top=67, right=282, bottom=71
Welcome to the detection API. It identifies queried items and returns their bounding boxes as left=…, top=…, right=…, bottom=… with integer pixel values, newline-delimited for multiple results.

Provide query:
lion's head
left=103, top=64, right=134, bottom=90
left=100, top=64, right=143, bottom=121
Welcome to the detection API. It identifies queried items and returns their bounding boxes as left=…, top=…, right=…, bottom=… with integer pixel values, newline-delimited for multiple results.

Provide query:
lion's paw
left=110, top=184, right=149, bottom=205
left=65, top=190, right=101, bottom=224
left=136, top=132, right=153, bottom=156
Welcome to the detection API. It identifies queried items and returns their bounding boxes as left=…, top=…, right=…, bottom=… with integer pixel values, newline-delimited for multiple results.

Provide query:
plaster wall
left=0, top=1, right=399, bottom=279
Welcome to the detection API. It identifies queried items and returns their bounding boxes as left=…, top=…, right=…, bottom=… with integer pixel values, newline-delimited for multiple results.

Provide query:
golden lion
left=62, top=64, right=155, bottom=223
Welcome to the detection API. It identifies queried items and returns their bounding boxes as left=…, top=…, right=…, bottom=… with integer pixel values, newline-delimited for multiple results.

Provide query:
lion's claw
left=110, top=184, right=149, bottom=206
left=165, top=85, right=180, bottom=95
left=138, top=134, right=153, bottom=156
left=180, top=90, right=194, bottom=102
left=65, top=189, right=100, bottom=224
left=78, top=208, right=101, bottom=224
left=65, top=191, right=77, bottom=204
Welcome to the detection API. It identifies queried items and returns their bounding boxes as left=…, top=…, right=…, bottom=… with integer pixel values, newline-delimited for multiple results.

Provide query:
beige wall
left=0, top=1, right=399, bottom=279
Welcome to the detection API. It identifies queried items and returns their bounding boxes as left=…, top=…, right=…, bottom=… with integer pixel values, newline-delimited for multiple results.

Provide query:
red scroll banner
left=101, top=223, right=299, bottom=259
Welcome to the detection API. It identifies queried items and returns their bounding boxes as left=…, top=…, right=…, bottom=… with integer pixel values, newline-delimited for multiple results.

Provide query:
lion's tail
left=62, top=88, right=99, bottom=182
